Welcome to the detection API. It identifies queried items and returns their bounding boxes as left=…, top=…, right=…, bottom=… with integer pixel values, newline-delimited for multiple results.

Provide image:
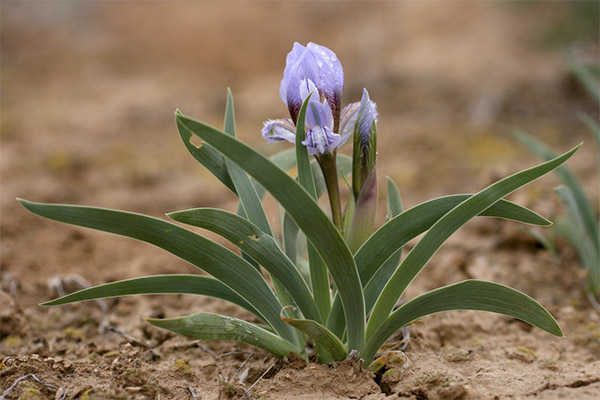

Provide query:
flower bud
left=352, top=89, right=378, bottom=199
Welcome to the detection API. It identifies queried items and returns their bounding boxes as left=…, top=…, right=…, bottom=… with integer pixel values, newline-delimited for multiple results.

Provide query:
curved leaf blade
left=147, top=312, right=297, bottom=358
left=176, top=110, right=236, bottom=193
left=514, top=129, right=598, bottom=245
left=362, top=280, right=563, bottom=366
left=41, top=275, right=261, bottom=319
left=282, top=312, right=348, bottom=361
left=18, top=199, right=296, bottom=343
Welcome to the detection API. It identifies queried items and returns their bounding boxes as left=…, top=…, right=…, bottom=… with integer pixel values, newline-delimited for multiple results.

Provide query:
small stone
left=505, top=346, right=537, bottom=363
left=441, top=347, right=473, bottom=362
left=438, top=383, right=467, bottom=400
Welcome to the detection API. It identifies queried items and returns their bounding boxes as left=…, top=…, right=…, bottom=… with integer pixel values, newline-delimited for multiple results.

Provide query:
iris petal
left=279, top=42, right=344, bottom=122
left=261, top=119, right=296, bottom=143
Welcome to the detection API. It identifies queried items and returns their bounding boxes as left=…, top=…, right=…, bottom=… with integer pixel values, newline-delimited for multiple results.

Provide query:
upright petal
left=261, top=118, right=296, bottom=143
left=338, top=101, right=360, bottom=146
left=279, top=42, right=344, bottom=123
left=306, top=98, right=334, bottom=132
left=299, top=78, right=319, bottom=102
left=307, top=42, right=344, bottom=123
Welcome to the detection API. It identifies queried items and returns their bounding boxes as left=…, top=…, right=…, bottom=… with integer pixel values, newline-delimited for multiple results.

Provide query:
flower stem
left=318, top=152, right=343, bottom=232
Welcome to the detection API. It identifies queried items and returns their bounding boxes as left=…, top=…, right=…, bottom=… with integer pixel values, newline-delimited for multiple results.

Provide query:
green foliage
left=20, top=92, right=576, bottom=367
left=514, top=57, right=599, bottom=306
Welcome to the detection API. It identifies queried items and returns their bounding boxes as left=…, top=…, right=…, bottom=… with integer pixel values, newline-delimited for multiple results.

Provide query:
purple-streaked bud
left=261, top=118, right=296, bottom=143
left=352, top=89, right=378, bottom=199
left=279, top=42, right=344, bottom=125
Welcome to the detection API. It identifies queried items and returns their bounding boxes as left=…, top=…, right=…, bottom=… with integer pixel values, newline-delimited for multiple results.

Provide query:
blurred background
left=1, top=1, right=599, bottom=287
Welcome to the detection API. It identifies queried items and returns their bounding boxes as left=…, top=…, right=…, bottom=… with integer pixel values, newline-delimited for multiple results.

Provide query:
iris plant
left=20, top=42, right=577, bottom=367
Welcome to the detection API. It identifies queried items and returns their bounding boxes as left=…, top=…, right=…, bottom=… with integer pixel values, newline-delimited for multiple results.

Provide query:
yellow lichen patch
left=173, top=359, right=191, bottom=374
left=3, top=335, right=21, bottom=347
left=79, top=388, right=94, bottom=400
left=102, top=350, right=119, bottom=358
left=18, top=386, right=41, bottom=400
left=62, top=327, right=86, bottom=341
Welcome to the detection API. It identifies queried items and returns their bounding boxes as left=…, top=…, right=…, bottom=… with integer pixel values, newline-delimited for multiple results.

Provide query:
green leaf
left=168, top=208, right=321, bottom=322
left=41, top=275, right=261, bottom=319
left=175, top=113, right=365, bottom=352
left=361, top=280, right=564, bottom=366
left=223, top=90, right=272, bottom=236
left=555, top=186, right=599, bottom=281
left=176, top=110, right=236, bottom=194
left=295, top=95, right=330, bottom=320
left=346, top=170, right=377, bottom=253
left=147, top=312, right=297, bottom=358
left=580, top=114, right=600, bottom=172
left=514, top=129, right=598, bottom=246
left=18, top=199, right=297, bottom=344
left=281, top=309, right=348, bottom=361
left=566, top=54, right=600, bottom=105
left=366, top=145, right=579, bottom=338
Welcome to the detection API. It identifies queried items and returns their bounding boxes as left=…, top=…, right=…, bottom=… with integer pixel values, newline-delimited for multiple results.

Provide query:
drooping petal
left=261, top=118, right=296, bottom=143
left=338, top=101, right=360, bottom=146
left=302, top=126, right=341, bottom=155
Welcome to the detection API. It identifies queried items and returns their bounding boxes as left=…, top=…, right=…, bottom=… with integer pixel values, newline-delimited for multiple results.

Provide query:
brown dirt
left=1, top=2, right=599, bottom=399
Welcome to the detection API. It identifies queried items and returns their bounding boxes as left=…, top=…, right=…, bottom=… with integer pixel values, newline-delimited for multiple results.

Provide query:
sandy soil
left=1, top=2, right=599, bottom=399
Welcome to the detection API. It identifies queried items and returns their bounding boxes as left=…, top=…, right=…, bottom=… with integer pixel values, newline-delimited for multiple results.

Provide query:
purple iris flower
left=279, top=42, right=344, bottom=124
left=262, top=42, right=372, bottom=156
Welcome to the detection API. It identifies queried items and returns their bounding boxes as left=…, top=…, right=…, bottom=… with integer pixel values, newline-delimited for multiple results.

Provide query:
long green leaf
left=555, top=186, right=599, bottom=274
left=567, top=54, right=600, bottom=105
left=295, top=95, right=331, bottom=320
left=282, top=311, right=347, bottom=361
left=223, top=89, right=272, bottom=236
left=176, top=113, right=366, bottom=352
left=168, top=208, right=321, bottom=322
left=514, top=129, right=598, bottom=246
left=41, top=275, right=261, bottom=318
left=18, top=199, right=296, bottom=344
left=147, top=313, right=297, bottom=358
left=362, top=280, right=563, bottom=366
left=176, top=110, right=236, bottom=193
left=366, top=145, right=579, bottom=338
